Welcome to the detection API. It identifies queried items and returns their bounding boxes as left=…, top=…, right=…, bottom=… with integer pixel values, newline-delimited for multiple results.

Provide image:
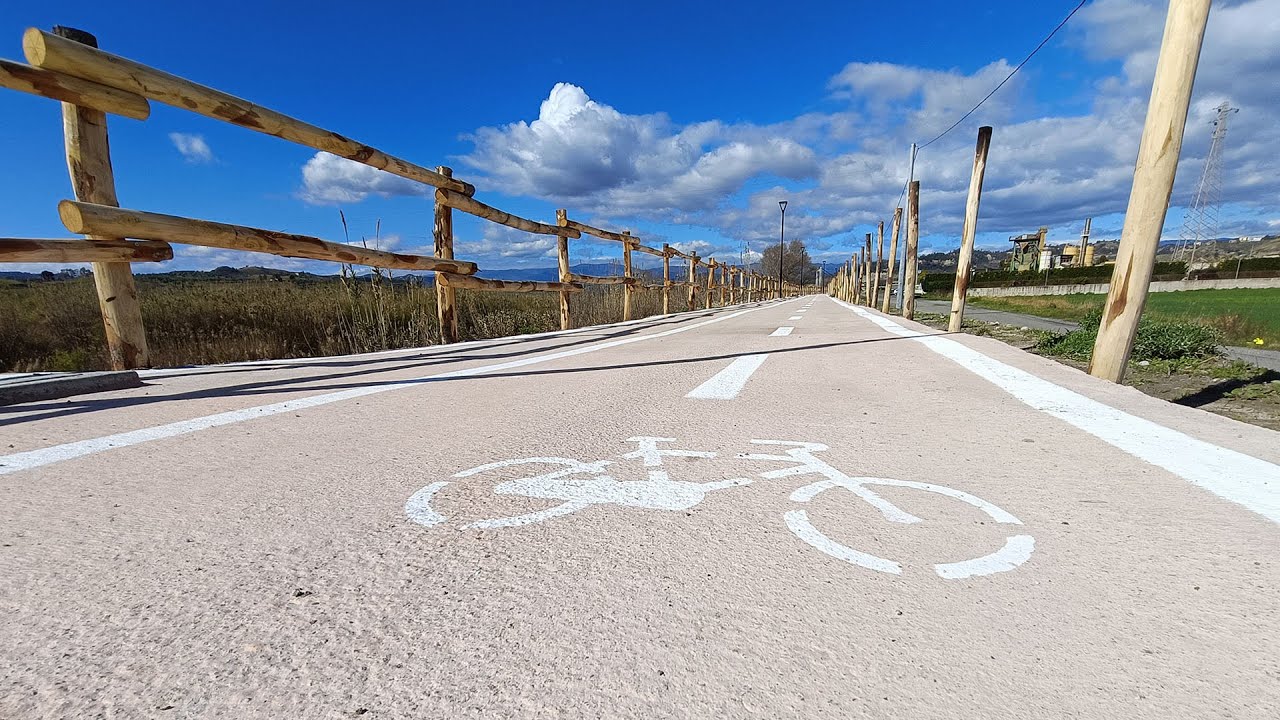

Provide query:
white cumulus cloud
left=169, top=132, right=214, bottom=163
left=299, top=152, right=430, bottom=205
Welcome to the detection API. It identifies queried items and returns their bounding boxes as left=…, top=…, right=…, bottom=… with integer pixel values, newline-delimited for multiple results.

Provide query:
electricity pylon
left=1179, top=101, right=1238, bottom=271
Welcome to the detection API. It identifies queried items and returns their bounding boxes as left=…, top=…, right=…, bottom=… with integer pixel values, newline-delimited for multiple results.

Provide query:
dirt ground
left=915, top=312, right=1280, bottom=432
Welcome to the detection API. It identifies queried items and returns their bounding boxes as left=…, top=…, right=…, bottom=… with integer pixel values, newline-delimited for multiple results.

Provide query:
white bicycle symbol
left=405, top=437, right=1033, bottom=579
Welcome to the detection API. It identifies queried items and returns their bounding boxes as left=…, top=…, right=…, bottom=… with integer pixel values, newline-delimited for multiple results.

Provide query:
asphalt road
left=3, top=296, right=1279, bottom=719
left=918, top=298, right=1280, bottom=371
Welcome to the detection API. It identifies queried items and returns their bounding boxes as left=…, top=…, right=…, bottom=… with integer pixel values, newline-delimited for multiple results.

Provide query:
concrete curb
left=0, top=371, right=143, bottom=406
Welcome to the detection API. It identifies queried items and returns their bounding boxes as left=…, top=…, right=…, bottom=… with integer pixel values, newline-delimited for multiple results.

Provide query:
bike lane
left=3, top=293, right=1278, bottom=718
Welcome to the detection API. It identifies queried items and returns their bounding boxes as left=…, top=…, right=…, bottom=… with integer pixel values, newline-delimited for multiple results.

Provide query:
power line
left=916, top=0, right=1088, bottom=151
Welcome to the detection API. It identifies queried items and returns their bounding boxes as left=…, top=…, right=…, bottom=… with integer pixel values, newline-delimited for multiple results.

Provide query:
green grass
left=969, top=288, right=1279, bottom=346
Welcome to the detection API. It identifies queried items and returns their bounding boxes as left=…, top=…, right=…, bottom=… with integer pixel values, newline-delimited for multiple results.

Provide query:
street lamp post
left=777, top=200, right=788, bottom=299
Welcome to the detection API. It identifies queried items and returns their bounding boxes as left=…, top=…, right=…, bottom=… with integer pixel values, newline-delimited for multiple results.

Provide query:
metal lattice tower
left=1179, top=101, right=1238, bottom=265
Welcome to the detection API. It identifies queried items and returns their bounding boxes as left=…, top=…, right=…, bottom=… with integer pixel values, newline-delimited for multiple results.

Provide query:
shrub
left=1131, top=320, right=1220, bottom=360
left=1035, top=308, right=1220, bottom=363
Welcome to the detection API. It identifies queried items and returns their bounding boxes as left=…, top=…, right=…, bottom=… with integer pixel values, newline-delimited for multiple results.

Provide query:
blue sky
left=3, top=0, right=1278, bottom=276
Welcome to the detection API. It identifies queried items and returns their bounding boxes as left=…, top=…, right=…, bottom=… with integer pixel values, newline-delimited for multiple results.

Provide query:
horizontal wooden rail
left=59, top=201, right=479, bottom=275
left=0, top=58, right=149, bottom=119
left=0, top=237, right=171, bottom=263
left=437, top=272, right=582, bottom=293
left=437, top=189, right=579, bottom=238
left=631, top=243, right=665, bottom=257
left=568, top=273, right=639, bottom=286
left=23, top=28, right=474, bottom=196
left=560, top=219, right=632, bottom=244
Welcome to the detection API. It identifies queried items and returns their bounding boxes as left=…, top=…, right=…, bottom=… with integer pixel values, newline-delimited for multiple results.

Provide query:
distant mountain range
left=0, top=262, right=662, bottom=284
left=5, top=235, right=1274, bottom=283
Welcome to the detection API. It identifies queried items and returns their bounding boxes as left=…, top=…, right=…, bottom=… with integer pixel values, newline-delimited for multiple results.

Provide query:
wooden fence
left=0, top=26, right=801, bottom=369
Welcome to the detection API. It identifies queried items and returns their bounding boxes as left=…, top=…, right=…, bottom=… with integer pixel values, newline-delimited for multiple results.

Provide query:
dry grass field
left=0, top=274, right=698, bottom=372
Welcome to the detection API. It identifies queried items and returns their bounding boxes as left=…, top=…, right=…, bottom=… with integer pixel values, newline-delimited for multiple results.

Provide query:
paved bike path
left=2, top=295, right=1278, bottom=719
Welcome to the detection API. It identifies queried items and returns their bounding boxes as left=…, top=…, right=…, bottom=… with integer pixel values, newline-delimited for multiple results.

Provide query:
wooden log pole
left=437, top=273, right=582, bottom=293
left=54, top=27, right=150, bottom=370
left=555, top=209, right=573, bottom=329
left=60, top=201, right=478, bottom=274
left=688, top=255, right=698, bottom=308
left=881, top=207, right=903, bottom=313
left=567, top=273, right=639, bottom=286
left=872, top=220, right=885, bottom=308
left=0, top=238, right=171, bottom=263
left=661, top=244, right=672, bottom=314
left=622, top=234, right=633, bottom=321
left=1090, top=0, right=1211, bottom=383
left=437, top=190, right=577, bottom=238
left=704, top=259, right=715, bottom=310
left=903, top=181, right=921, bottom=320
left=863, top=234, right=873, bottom=305
left=947, top=126, right=994, bottom=333
left=854, top=252, right=862, bottom=305
left=24, top=28, right=474, bottom=196
left=0, top=58, right=149, bottom=120
left=434, top=167, right=459, bottom=344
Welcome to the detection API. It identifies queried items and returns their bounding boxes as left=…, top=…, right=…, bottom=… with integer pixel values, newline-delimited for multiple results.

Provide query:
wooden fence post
left=863, top=234, right=873, bottom=305
left=903, top=180, right=921, bottom=320
left=872, top=220, right=885, bottom=308
left=705, top=259, right=715, bottom=309
left=556, top=208, right=572, bottom=330
left=622, top=232, right=633, bottom=321
left=56, top=27, right=149, bottom=369
left=1090, top=0, right=1211, bottom=382
left=662, top=243, right=671, bottom=314
left=433, top=166, right=459, bottom=343
left=852, top=252, right=861, bottom=304
left=688, top=254, right=698, bottom=309
left=948, top=125, right=993, bottom=333
left=881, top=207, right=903, bottom=313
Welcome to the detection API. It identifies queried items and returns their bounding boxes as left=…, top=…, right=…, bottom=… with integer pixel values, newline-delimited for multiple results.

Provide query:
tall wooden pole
left=705, top=259, right=715, bottom=309
left=661, top=244, right=671, bottom=314
left=855, top=251, right=865, bottom=303
left=881, top=207, right=903, bottom=313
left=903, top=180, right=921, bottom=320
left=621, top=235, right=633, bottom=321
left=56, top=27, right=149, bottom=369
left=863, top=234, right=873, bottom=305
left=555, top=209, right=572, bottom=330
left=1090, top=0, right=1211, bottom=382
left=947, top=125, right=994, bottom=333
left=688, top=255, right=698, bottom=309
left=433, top=166, right=459, bottom=343
left=872, top=221, right=885, bottom=308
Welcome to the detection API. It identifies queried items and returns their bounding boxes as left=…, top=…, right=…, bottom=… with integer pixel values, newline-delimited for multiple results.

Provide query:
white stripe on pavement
left=0, top=304, right=775, bottom=476
left=789, top=316, right=802, bottom=320
left=835, top=300, right=1280, bottom=525
left=685, top=354, right=769, bottom=400
left=770, top=327, right=794, bottom=337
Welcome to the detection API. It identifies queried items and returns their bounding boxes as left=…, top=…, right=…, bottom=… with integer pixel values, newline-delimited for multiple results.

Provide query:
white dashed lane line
left=789, top=315, right=802, bottom=320
left=770, top=326, right=794, bottom=337
left=685, top=354, right=769, bottom=400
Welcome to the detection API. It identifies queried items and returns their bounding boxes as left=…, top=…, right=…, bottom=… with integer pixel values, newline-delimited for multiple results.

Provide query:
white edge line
left=686, top=354, right=769, bottom=400
left=832, top=298, right=1280, bottom=525
left=1, top=304, right=775, bottom=476
left=137, top=298, right=777, bottom=379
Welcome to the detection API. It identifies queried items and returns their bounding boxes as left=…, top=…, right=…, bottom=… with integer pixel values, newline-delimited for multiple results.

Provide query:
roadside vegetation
left=968, top=287, right=1277, bottom=347
left=0, top=275, right=688, bottom=372
left=915, top=310, right=1280, bottom=431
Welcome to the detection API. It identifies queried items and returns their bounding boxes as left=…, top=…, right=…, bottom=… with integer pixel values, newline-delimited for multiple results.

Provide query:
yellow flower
left=1255, top=338, right=1266, bottom=346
